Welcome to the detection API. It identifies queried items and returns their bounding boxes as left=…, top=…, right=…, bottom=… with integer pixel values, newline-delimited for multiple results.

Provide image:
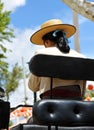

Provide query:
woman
left=28, top=19, right=86, bottom=100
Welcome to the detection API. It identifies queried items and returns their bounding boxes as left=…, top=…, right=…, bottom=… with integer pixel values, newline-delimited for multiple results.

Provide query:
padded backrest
left=33, top=99, right=94, bottom=126
left=0, top=100, right=10, bottom=129
left=29, top=54, right=94, bottom=81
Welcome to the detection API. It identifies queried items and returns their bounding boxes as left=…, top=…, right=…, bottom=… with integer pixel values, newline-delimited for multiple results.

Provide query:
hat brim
left=30, top=24, right=76, bottom=45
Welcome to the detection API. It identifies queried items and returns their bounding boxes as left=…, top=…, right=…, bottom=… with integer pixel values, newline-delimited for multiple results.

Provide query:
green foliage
left=86, top=89, right=94, bottom=98
left=0, top=1, right=14, bottom=60
left=0, top=1, right=25, bottom=101
left=4, top=63, right=23, bottom=100
left=90, top=91, right=94, bottom=97
left=9, top=120, right=13, bottom=127
left=0, top=60, right=8, bottom=87
left=0, top=2, right=14, bottom=40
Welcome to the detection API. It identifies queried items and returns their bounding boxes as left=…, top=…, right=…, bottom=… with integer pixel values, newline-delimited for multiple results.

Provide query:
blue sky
left=2, top=0, right=94, bottom=106
left=3, top=0, right=94, bottom=64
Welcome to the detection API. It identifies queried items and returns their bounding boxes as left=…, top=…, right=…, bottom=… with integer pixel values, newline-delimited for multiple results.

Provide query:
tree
left=4, top=63, right=23, bottom=101
left=0, top=1, right=25, bottom=101
left=0, top=0, right=14, bottom=88
left=0, top=1, right=14, bottom=59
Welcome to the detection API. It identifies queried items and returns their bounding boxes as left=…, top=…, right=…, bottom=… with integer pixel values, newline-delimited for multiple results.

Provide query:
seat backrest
left=29, top=54, right=94, bottom=81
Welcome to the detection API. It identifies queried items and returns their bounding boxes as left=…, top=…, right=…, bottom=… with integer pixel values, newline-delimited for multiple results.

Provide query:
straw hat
left=30, top=19, right=76, bottom=45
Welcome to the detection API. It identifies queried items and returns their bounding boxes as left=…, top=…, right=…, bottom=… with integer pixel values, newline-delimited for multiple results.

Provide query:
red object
left=88, top=84, right=93, bottom=90
left=40, top=86, right=81, bottom=99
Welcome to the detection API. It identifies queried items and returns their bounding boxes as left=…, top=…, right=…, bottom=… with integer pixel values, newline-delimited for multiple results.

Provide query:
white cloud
left=2, top=0, right=26, bottom=12
left=9, top=79, right=34, bottom=107
left=6, top=26, right=42, bottom=67
left=79, top=15, right=88, bottom=24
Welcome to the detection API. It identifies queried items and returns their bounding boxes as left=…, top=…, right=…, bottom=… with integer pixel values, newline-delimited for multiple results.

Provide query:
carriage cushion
left=33, top=99, right=94, bottom=126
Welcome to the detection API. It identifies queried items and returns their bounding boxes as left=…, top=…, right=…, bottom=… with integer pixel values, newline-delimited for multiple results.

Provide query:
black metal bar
left=50, top=77, right=53, bottom=99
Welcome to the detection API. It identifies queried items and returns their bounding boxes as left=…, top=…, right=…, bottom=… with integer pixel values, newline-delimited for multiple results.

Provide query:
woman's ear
left=44, top=40, right=49, bottom=47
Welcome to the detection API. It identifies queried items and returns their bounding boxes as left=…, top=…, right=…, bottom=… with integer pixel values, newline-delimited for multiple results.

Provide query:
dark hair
left=42, top=30, right=70, bottom=53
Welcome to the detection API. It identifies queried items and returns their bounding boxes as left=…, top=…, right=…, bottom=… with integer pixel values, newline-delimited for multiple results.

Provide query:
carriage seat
left=11, top=54, right=94, bottom=130
left=29, top=54, right=94, bottom=128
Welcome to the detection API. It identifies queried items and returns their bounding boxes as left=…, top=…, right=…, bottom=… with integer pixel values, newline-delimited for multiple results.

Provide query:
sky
left=2, top=0, right=94, bottom=107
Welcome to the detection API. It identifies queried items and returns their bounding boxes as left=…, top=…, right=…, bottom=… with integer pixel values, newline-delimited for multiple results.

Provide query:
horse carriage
left=1, top=1, right=94, bottom=129
left=1, top=52, right=94, bottom=130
